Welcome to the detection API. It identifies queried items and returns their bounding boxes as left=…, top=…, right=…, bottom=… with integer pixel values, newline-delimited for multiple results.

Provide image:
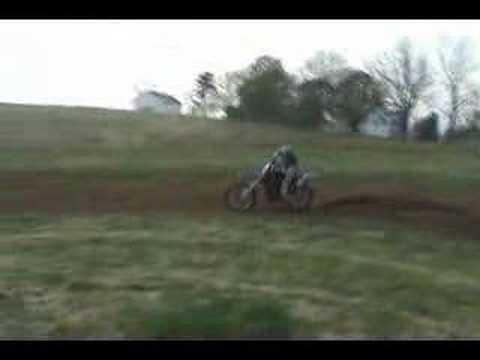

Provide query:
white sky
left=1, top=20, right=480, bottom=110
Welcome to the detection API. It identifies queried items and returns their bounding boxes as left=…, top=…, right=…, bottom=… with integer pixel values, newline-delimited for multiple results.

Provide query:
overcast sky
left=1, top=20, right=480, bottom=111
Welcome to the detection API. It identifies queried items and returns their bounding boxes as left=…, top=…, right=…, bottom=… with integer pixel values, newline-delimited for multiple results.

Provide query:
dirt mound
left=313, top=193, right=480, bottom=240
left=317, top=194, right=467, bottom=215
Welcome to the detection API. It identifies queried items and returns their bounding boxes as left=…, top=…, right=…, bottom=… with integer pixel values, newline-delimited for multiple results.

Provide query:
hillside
left=1, top=103, right=480, bottom=337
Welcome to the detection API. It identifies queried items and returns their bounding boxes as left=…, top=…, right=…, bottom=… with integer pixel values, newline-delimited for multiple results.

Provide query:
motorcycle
left=224, top=160, right=315, bottom=212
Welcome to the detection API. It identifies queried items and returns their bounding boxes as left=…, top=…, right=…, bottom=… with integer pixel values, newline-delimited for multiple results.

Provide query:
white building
left=132, top=90, right=182, bottom=114
left=359, top=107, right=400, bottom=138
left=322, top=107, right=400, bottom=137
left=360, top=105, right=437, bottom=138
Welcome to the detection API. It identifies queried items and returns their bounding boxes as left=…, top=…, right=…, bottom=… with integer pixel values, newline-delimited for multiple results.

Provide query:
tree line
left=187, top=36, right=480, bottom=141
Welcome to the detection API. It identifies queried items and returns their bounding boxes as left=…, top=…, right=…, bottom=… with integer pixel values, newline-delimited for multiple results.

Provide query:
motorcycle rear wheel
left=286, top=185, right=314, bottom=212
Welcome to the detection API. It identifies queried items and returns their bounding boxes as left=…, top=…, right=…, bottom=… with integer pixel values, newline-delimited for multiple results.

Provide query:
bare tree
left=365, top=38, right=433, bottom=140
left=437, top=36, right=480, bottom=132
left=300, top=50, right=349, bottom=80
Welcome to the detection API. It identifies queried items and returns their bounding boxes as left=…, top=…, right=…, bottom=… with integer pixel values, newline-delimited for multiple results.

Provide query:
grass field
left=2, top=102, right=480, bottom=338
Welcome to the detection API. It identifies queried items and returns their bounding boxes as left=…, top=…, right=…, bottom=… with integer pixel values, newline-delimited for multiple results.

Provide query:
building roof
left=141, top=90, right=182, bottom=105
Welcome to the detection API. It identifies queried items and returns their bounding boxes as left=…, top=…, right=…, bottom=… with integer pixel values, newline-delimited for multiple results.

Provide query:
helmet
left=272, top=145, right=293, bottom=160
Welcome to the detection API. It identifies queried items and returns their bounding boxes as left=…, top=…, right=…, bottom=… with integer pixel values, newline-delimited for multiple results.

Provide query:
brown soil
left=1, top=170, right=480, bottom=239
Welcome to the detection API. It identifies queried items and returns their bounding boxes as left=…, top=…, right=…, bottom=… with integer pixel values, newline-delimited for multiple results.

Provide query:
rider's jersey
left=272, top=149, right=298, bottom=173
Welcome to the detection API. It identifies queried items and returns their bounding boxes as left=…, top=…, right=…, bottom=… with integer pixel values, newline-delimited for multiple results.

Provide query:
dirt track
left=1, top=171, right=480, bottom=239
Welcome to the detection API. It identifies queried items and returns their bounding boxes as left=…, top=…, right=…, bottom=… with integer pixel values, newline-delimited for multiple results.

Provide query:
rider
left=270, top=145, right=300, bottom=199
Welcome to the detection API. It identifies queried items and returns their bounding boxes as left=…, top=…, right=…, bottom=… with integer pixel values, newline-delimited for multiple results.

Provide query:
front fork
left=241, top=179, right=260, bottom=199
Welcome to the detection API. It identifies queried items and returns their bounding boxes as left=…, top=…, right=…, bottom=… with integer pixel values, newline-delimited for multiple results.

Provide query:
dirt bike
left=224, top=161, right=315, bottom=212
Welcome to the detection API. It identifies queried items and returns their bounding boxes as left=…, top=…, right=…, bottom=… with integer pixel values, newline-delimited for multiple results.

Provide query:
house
left=359, top=105, right=441, bottom=139
left=322, top=107, right=402, bottom=138
left=132, top=90, right=182, bottom=114
left=359, top=107, right=403, bottom=138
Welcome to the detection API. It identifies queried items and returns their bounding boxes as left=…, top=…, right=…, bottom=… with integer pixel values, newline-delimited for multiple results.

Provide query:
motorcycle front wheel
left=224, top=182, right=257, bottom=211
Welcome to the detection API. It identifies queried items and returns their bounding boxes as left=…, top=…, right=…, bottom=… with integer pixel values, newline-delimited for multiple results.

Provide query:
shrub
left=445, top=125, right=480, bottom=142
left=413, top=112, right=439, bottom=142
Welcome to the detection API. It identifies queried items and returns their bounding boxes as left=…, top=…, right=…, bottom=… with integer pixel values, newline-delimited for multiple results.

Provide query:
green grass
left=1, top=213, right=480, bottom=337
left=1, top=102, right=479, bottom=182
left=1, top=103, right=480, bottom=337
left=118, top=290, right=295, bottom=339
